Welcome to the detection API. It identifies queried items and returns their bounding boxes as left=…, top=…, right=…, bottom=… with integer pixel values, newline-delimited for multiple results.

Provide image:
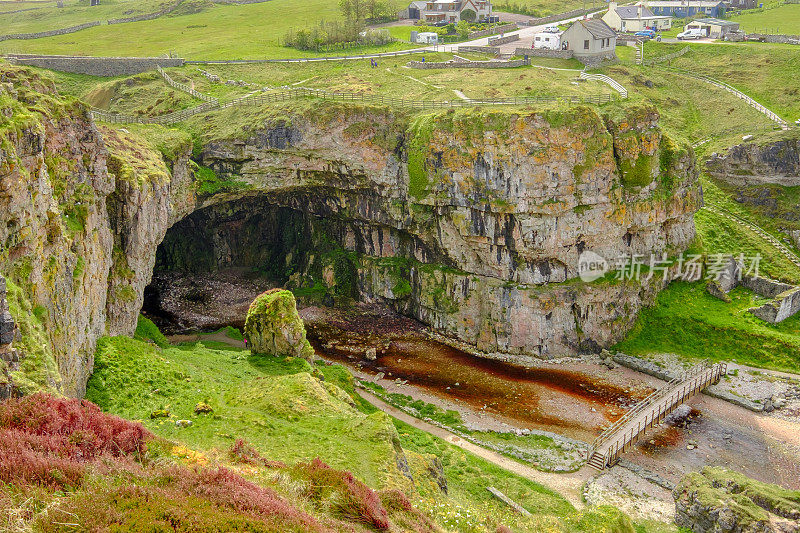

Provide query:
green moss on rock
left=244, top=289, right=315, bottom=362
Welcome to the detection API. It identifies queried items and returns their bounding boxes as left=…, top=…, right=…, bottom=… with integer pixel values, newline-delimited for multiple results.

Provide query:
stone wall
left=456, top=45, right=500, bottom=54
left=7, top=54, right=185, bottom=76
left=0, top=21, right=101, bottom=42
left=575, top=50, right=618, bottom=67
left=746, top=33, right=800, bottom=44
left=487, top=34, right=520, bottom=46
left=514, top=47, right=574, bottom=59
left=468, top=23, right=518, bottom=39
left=408, top=58, right=529, bottom=69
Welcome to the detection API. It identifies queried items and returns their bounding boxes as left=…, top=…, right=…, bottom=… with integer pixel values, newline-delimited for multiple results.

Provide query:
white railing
left=156, top=65, right=218, bottom=103
left=579, top=71, right=628, bottom=98
left=662, top=66, right=789, bottom=128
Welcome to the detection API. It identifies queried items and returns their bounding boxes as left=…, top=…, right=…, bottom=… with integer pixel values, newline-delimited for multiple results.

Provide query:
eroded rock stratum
left=0, top=64, right=700, bottom=396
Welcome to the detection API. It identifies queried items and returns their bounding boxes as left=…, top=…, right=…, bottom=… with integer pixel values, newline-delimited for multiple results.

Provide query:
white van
left=533, top=32, right=561, bottom=50
left=677, top=28, right=705, bottom=40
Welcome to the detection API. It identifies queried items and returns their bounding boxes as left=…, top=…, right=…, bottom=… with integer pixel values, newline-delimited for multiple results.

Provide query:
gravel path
left=357, top=388, right=591, bottom=510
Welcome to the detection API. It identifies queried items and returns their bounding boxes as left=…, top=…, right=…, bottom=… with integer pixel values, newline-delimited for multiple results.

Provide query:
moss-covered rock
left=674, top=467, right=800, bottom=533
left=244, top=289, right=315, bottom=362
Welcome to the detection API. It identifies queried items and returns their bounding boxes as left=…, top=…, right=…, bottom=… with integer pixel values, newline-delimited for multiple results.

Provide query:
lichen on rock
left=244, top=289, right=315, bottom=361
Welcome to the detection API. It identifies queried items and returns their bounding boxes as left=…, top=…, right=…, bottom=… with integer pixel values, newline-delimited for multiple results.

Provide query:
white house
left=602, top=2, right=673, bottom=32
left=420, top=0, right=492, bottom=23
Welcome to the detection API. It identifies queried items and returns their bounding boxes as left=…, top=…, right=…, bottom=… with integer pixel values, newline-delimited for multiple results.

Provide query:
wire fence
left=90, top=86, right=619, bottom=125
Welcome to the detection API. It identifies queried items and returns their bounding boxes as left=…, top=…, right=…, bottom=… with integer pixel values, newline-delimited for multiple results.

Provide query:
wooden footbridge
left=587, top=360, right=727, bottom=470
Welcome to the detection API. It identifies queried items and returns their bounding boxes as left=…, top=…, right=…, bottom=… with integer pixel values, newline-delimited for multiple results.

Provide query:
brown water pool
left=307, top=317, right=651, bottom=442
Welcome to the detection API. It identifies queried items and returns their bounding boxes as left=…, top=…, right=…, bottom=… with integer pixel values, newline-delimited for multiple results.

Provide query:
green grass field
left=663, top=42, right=800, bottom=123
left=601, top=53, right=775, bottom=145
left=0, top=0, right=414, bottom=59
left=0, top=0, right=168, bottom=34
left=86, top=323, right=677, bottom=532
left=492, top=0, right=603, bottom=17
left=616, top=281, right=800, bottom=374
left=730, top=4, right=800, bottom=34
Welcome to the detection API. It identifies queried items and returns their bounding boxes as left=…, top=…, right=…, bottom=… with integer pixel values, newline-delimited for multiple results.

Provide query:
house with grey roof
left=646, top=0, right=726, bottom=18
left=561, top=19, right=618, bottom=64
left=602, top=2, right=673, bottom=32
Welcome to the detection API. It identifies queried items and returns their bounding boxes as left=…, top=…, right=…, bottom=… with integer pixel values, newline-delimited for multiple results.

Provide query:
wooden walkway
left=587, top=360, right=727, bottom=470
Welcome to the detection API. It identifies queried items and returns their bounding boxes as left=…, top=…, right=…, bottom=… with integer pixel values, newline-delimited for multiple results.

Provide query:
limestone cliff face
left=705, top=133, right=800, bottom=186
left=195, top=104, right=699, bottom=357
left=0, top=67, right=113, bottom=396
left=0, top=65, right=700, bottom=395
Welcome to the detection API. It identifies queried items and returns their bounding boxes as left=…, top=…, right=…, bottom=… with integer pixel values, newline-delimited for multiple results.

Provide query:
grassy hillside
left=730, top=4, right=800, bottom=34
left=616, top=281, right=800, bottom=374
left=0, top=0, right=169, bottom=34
left=0, top=0, right=413, bottom=59
left=83, top=326, right=665, bottom=532
left=665, top=42, right=800, bottom=123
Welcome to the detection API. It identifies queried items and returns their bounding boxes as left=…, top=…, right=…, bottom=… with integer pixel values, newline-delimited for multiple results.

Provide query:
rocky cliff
left=674, top=467, right=800, bottom=533
left=706, top=132, right=800, bottom=186
left=0, top=64, right=700, bottom=395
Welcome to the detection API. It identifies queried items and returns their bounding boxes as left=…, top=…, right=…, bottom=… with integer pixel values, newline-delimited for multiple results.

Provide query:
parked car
left=542, top=26, right=560, bottom=33
left=677, top=28, right=706, bottom=40
left=634, top=29, right=657, bottom=39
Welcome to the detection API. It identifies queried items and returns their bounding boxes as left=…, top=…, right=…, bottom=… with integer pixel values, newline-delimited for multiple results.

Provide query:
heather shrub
left=0, top=394, right=152, bottom=489
left=294, top=457, right=389, bottom=530
left=229, top=439, right=286, bottom=469
left=38, top=482, right=321, bottom=533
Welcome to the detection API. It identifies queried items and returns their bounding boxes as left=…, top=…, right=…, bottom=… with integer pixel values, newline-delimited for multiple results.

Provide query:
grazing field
left=0, top=0, right=168, bottom=34
left=664, top=42, right=800, bottom=123
left=0, top=0, right=413, bottom=59
left=46, top=55, right=615, bottom=118
left=493, top=0, right=603, bottom=17
left=730, top=4, right=800, bottom=34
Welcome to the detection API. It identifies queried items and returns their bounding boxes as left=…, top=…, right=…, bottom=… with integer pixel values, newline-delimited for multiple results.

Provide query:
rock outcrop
left=674, top=467, right=800, bottom=533
left=706, top=133, right=800, bottom=186
left=244, top=289, right=315, bottom=361
left=0, top=63, right=701, bottom=395
left=0, top=275, right=19, bottom=399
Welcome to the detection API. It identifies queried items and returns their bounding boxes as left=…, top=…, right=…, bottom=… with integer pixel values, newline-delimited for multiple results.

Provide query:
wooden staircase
left=586, top=360, right=727, bottom=470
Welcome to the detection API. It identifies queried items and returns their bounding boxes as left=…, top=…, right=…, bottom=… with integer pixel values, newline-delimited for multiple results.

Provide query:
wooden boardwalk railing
left=586, top=360, right=727, bottom=470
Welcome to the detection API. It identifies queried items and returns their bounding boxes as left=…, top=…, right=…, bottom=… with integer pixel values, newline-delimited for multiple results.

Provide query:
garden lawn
left=616, top=281, right=800, bottom=374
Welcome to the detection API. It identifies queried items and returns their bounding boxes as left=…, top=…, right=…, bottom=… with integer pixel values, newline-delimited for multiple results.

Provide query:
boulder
left=244, top=289, right=315, bottom=362
left=674, top=467, right=800, bottom=533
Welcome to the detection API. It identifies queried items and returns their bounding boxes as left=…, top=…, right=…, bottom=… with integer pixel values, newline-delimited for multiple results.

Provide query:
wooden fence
left=90, top=87, right=618, bottom=125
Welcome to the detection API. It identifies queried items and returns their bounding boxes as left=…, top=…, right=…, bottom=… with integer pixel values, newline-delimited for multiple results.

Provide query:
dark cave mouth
left=140, top=194, right=423, bottom=335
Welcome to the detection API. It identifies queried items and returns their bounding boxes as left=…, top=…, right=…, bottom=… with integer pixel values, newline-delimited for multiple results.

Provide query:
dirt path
left=357, top=388, right=591, bottom=510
